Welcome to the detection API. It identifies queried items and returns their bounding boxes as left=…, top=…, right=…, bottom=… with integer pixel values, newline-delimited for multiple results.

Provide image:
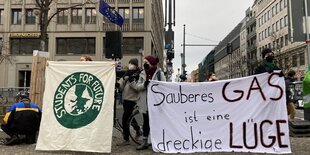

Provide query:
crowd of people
left=0, top=49, right=300, bottom=150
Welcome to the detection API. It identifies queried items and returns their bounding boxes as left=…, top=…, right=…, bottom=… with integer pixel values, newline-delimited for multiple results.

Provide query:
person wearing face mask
left=254, top=48, right=284, bottom=76
left=130, top=55, right=166, bottom=150
left=116, top=58, right=142, bottom=146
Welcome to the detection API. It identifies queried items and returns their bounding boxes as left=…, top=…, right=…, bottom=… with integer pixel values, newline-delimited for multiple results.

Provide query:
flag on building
left=36, top=61, right=116, bottom=153
left=99, top=0, right=124, bottom=27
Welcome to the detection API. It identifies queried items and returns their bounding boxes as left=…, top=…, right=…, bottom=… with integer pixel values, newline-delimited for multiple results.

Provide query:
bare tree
left=34, top=0, right=95, bottom=51
left=269, top=30, right=292, bottom=74
left=0, top=39, right=13, bottom=64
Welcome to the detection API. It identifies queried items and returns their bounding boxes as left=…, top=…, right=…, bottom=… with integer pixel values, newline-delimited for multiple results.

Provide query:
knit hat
left=144, top=55, right=159, bottom=66
left=129, top=58, right=139, bottom=66
left=261, top=48, right=273, bottom=58
left=21, top=95, right=30, bottom=101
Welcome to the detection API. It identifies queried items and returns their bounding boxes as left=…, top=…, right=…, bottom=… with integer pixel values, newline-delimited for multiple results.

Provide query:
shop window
left=56, top=38, right=95, bottom=54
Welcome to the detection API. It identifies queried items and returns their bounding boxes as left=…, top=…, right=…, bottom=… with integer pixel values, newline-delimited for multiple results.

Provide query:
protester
left=116, top=58, right=142, bottom=146
left=207, top=72, right=218, bottom=81
left=1, top=95, right=41, bottom=145
left=130, top=55, right=166, bottom=150
left=80, top=55, right=93, bottom=61
left=285, top=70, right=297, bottom=120
left=254, top=48, right=283, bottom=76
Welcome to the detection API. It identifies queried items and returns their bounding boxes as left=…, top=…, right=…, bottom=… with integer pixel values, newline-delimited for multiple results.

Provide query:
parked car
left=288, top=81, right=304, bottom=109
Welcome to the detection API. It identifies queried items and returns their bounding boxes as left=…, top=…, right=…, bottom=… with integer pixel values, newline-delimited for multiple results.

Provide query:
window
left=10, top=38, right=43, bottom=54
left=122, top=37, right=143, bottom=54
left=57, top=9, right=68, bottom=24
left=272, top=6, right=276, bottom=16
left=280, top=0, right=284, bottom=10
left=118, top=8, right=130, bottom=23
left=85, top=8, right=97, bottom=24
left=284, top=15, right=288, bottom=26
left=56, top=38, right=95, bottom=54
left=26, top=9, right=35, bottom=24
left=278, top=59, right=283, bottom=68
left=285, top=57, right=289, bottom=67
left=292, top=55, right=298, bottom=67
left=71, top=8, right=82, bottom=24
left=280, top=18, right=284, bottom=29
left=133, top=8, right=144, bottom=23
left=276, top=21, right=279, bottom=31
left=300, top=53, right=305, bottom=66
left=12, top=9, right=22, bottom=24
left=276, top=3, right=279, bottom=13
left=0, top=9, right=3, bottom=25
left=0, top=38, right=2, bottom=55
left=284, top=0, right=288, bottom=7
left=285, top=34, right=289, bottom=46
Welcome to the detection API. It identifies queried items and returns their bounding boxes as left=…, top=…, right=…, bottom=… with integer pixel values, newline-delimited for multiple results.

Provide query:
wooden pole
left=30, top=50, right=49, bottom=107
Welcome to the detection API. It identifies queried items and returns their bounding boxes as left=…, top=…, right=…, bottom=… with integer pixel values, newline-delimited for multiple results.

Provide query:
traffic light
left=227, top=42, right=232, bottom=54
left=179, top=70, right=187, bottom=82
left=165, top=29, right=174, bottom=50
left=167, top=49, right=174, bottom=60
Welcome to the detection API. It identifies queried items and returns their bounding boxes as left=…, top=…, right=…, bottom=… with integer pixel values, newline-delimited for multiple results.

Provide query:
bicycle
left=127, top=105, right=144, bottom=145
left=0, top=94, right=8, bottom=105
left=113, top=88, right=144, bottom=145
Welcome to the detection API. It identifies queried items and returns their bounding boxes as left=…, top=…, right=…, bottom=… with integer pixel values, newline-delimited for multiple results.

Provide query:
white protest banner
left=148, top=73, right=291, bottom=154
left=36, top=61, right=115, bottom=153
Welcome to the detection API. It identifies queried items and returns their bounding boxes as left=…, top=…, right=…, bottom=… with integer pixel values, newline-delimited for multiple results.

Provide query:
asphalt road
left=0, top=105, right=309, bottom=154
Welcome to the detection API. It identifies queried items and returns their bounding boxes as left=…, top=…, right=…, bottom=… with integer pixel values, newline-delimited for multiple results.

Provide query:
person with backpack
left=1, top=95, right=41, bottom=145
left=130, top=55, right=166, bottom=150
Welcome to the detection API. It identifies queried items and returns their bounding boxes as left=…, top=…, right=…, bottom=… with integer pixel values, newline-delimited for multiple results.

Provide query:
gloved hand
left=123, top=76, right=129, bottom=81
left=279, top=71, right=284, bottom=77
left=128, top=76, right=135, bottom=82
left=115, top=83, right=120, bottom=88
left=144, top=80, right=150, bottom=88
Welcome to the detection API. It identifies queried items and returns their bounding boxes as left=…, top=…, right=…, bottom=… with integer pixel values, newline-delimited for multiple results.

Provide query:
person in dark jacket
left=1, top=95, right=41, bottom=145
left=254, top=48, right=284, bottom=76
left=116, top=58, right=142, bottom=146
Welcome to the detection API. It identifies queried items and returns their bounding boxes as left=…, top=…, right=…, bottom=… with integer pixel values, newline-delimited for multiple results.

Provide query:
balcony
left=103, top=23, right=116, bottom=31
left=117, top=23, right=130, bottom=31
left=105, top=0, right=115, bottom=3
left=132, top=23, right=144, bottom=31
left=118, top=0, right=130, bottom=3
left=132, top=0, right=145, bottom=3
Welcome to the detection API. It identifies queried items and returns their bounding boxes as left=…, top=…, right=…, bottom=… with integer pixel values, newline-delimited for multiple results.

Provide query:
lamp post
left=182, top=24, right=186, bottom=75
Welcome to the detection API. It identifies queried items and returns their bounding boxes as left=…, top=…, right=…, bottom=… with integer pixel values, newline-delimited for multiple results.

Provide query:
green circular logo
left=53, top=72, right=104, bottom=129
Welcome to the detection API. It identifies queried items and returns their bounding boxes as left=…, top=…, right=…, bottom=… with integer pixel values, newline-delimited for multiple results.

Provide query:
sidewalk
left=0, top=129, right=310, bottom=155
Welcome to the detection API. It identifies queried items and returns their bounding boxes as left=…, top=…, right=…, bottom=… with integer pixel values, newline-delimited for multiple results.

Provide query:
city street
left=0, top=107, right=309, bottom=155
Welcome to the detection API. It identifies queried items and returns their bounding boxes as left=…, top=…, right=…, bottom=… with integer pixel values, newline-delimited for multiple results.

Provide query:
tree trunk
left=39, top=3, right=49, bottom=51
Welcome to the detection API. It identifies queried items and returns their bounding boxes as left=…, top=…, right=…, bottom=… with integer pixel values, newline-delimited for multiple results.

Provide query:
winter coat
left=118, top=71, right=140, bottom=102
left=254, top=60, right=282, bottom=74
left=130, top=68, right=166, bottom=114
left=3, top=101, right=41, bottom=135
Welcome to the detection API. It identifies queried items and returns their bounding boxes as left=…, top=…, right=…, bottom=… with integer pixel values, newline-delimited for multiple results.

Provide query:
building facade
left=255, top=0, right=306, bottom=77
left=0, top=0, right=164, bottom=87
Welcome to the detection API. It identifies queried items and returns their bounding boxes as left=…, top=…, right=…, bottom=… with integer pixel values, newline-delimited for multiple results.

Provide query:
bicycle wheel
left=114, top=118, right=123, bottom=133
left=0, top=96, right=8, bottom=105
left=128, top=110, right=144, bottom=145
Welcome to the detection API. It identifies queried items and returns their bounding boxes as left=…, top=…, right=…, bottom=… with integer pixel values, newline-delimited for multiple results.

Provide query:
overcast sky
left=164, top=0, right=254, bottom=80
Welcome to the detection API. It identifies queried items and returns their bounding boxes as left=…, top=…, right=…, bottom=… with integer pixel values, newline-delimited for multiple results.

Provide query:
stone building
left=0, top=0, right=164, bottom=87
